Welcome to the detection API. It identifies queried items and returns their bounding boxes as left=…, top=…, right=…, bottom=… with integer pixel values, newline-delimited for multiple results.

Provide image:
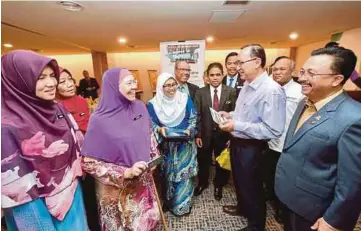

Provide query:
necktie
left=294, top=99, right=317, bottom=133
left=213, top=89, right=220, bottom=111
left=178, top=85, right=185, bottom=93
left=228, top=78, right=234, bottom=87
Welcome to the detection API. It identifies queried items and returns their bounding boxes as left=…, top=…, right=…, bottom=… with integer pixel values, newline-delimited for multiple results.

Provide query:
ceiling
left=2, top=1, right=361, bottom=55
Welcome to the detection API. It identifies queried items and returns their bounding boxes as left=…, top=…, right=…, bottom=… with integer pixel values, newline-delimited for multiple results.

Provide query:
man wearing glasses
left=219, top=44, right=286, bottom=231
left=275, top=46, right=361, bottom=231
left=222, top=52, right=245, bottom=96
left=174, top=60, right=199, bottom=102
left=264, top=56, right=304, bottom=223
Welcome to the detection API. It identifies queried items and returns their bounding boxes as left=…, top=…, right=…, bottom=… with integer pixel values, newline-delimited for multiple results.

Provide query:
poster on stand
left=160, top=40, right=205, bottom=88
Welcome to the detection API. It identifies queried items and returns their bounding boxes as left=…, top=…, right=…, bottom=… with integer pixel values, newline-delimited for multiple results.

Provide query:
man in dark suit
left=275, top=46, right=361, bottom=231
left=222, top=52, right=245, bottom=96
left=174, top=60, right=199, bottom=101
left=78, top=70, right=100, bottom=99
left=194, top=62, right=237, bottom=200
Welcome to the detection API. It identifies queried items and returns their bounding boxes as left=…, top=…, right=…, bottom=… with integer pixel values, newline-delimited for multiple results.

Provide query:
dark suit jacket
left=194, top=84, right=237, bottom=149
left=222, top=73, right=245, bottom=96
left=275, top=93, right=361, bottom=230
left=78, top=77, right=100, bottom=99
left=187, top=82, right=199, bottom=102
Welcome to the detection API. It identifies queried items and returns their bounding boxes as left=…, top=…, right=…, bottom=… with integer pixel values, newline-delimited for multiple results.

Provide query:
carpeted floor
left=156, top=169, right=361, bottom=231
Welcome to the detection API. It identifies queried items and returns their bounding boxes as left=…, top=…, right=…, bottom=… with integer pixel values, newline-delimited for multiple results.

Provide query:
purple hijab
left=1, top=50, right=79, bottom=207
left=82, top=67, right=151, bottom=167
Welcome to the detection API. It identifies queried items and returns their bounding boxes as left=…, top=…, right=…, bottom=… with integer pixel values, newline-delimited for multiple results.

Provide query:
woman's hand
left=185, top=129, right=191, bottom=136
left=124, top=161, right=148, bottom=179
left=158, top=127, right=167, bottom=137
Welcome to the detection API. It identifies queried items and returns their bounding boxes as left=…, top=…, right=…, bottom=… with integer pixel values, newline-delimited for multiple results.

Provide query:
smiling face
left=272, top=58, right=293, bottom=86
left=174, top=61, right=191, bottom=84
left=35, top=66, right=57, bottom=101
left=238, top=47, right=262, bottom=81
left=57, top=71, right=76, bottom=98
left=299, top=54, right=344, bottom=102
left=225, top=55, right=238, bottom=76
left=119, top=74, right=138, bottom=101
left=162, top=77, right=178, bottom=98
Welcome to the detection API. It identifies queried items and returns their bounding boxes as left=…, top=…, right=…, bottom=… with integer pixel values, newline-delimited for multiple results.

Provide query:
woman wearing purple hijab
left=81, top=67, right=160, bottom=231
left=1, top=50, right=88, bottom=230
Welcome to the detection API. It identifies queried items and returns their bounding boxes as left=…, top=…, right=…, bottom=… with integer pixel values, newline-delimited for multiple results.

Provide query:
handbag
left=216, top=148, right=231, bottom=171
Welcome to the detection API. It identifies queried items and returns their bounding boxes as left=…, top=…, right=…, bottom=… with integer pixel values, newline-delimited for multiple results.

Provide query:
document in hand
left=209, top=107, right=226, bottom=124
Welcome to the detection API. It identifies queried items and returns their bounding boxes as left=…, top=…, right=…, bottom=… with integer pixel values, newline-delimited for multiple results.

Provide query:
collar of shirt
left=210, top=84, right=222, bottom=93
left=227, top=74, right=237, bottom=80
left=246, top=71, right=269, bottom=90
left=283, top=78, right=295, bottom=90
left=177, top=82, right=188, bottom=89
left=313, top=89, right=344, bottom=111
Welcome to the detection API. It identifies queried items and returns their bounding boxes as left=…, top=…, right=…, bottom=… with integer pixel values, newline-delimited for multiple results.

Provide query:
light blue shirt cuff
left=234, top=120, right=244, bottom=133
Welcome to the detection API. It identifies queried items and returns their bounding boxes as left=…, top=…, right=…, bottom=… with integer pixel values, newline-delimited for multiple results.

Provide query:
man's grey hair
left=174, top=60, right=188, bottom=70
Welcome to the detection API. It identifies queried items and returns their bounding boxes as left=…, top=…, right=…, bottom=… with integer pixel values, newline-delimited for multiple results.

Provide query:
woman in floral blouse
left=81, top=67, right=160, bottom=231
left=1, top=50, right=87, bottom=230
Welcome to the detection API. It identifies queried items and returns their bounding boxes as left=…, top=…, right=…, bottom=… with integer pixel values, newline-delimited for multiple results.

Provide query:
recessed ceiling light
left=118, top=38, right=127, bottom=44
left=3, top=43, right=13, bottom=48
left=206, top=36, right=214, bottom=42
left=289, top=32, right=299, bottom=40
left=57, top=1, right=84, bottom=12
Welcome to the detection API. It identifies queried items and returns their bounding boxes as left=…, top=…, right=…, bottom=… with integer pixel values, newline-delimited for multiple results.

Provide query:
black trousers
left=81, top=175, right=101, bottom=231
left=231, top=137, right=267, bottom=231
left=283, top=206, right=314, bottom=231
left=262, top=147, right=283, bottom=215
left=197, top=131, right=230, bottom=188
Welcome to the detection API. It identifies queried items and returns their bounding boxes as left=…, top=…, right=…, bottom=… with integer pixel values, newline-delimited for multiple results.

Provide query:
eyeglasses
left=298, top=69, right=337, bottom=79
left=239, top=58, right=257, bottom=65
left=176, top=68, right=191, bottom=72
left=124, top=80, right=138, bottom=87
left=163, top=83, right=178, bottom=89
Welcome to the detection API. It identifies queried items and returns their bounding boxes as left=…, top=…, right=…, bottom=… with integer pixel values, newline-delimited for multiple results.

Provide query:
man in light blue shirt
left=219, top=44, right=286, bottom=231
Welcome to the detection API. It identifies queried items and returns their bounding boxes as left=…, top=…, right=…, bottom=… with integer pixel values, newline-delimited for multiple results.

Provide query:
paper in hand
left=209, top=107, right=226, bottom=124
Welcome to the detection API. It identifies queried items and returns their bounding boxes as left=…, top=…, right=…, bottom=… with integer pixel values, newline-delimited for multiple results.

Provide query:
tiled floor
left=156, top=169, right=361, bottom=231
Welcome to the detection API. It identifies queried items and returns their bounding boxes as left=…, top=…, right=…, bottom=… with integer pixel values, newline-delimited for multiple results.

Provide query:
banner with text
left=160, top=40, right=205, bottom=88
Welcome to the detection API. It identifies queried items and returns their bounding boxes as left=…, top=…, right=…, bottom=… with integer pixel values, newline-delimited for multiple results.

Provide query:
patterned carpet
left=156, top=168, right=361, bottom=231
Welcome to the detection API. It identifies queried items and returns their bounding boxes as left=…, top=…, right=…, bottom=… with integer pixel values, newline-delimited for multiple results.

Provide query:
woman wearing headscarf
left=56, top=68, right=90, bottom=134
left=1, top=50, right=87, bottom=230
left=81, top=67, right=160, bottom=231
left=56, top=67, right=100, bottom=231
left=147, top=73, right=198, bottom=217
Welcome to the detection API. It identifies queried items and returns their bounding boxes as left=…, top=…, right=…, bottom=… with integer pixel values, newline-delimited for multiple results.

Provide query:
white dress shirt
left=210, top=84, right=222, bottom=105
left=268, top=79, right=304, bottom=152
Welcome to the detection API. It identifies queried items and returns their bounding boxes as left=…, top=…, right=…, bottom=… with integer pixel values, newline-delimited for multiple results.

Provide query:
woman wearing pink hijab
left=1, top=50, right=87, bottom=230
left=82, top=68, right=160, bottom=231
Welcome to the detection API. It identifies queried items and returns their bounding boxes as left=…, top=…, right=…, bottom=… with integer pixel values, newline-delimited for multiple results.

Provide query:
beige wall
left=294, top=27, right=361, bottom=91
left=49, top=54, right=94, bottom=85
left=294, top=39, right=329, bottom=72
left=48, top=48, right=290, bottom=102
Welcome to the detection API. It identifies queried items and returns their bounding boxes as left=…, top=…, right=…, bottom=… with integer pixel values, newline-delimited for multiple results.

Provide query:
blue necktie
left=228, top=78, right=234, bottom=87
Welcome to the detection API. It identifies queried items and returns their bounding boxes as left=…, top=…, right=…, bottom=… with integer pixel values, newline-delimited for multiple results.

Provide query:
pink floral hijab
left=1, top=50, right=82, bottom=220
